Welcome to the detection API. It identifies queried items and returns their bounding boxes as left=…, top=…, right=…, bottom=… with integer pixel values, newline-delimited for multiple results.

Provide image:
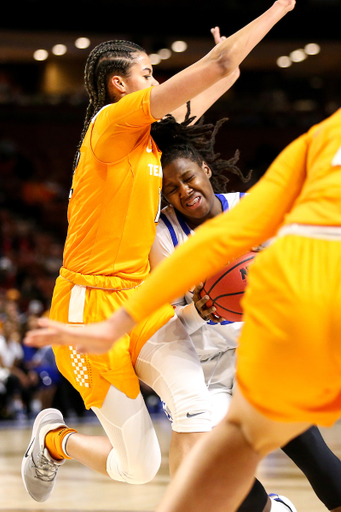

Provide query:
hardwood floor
left=0, top=414, right=340, bottom=512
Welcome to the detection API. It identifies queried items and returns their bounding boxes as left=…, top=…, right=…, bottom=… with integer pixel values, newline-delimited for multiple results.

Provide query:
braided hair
left=151, top=111, right=251, bottom=194
left=73, top=40, right=145, bottom=171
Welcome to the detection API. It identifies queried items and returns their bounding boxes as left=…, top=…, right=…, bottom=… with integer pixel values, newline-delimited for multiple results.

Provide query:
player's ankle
left=45, top=427, right=77, bottom=460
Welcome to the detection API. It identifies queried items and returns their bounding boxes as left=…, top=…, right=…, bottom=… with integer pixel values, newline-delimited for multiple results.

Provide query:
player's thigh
left=208, top=386, right=232, bottom=426
left=226, top=385, right=312, bottom=456
left=135, top=316, right=212, bottom=433
left=52, top=283, right=140, bottom=406
left=236, top=236, right=341, bottom=426
left=202, top=349, right=235, bottom=426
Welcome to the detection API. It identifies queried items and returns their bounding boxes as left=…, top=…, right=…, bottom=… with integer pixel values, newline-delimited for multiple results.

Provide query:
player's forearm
left=175, top=304, right=206, bottom=335
left=107, top=307, right=137, bottom=340
left=170, top=68, right=240, bottom=124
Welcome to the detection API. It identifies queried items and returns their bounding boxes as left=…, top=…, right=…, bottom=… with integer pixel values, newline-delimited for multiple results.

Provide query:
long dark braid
left=151, top=113, right=251, bottom=194
left=72, top=40, right=145, bottom=171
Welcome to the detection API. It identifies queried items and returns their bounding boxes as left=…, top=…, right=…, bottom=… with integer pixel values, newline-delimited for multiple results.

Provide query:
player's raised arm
left=170, top=27, right=239, bottom=123
left=150, top=0, right=295, bottom=120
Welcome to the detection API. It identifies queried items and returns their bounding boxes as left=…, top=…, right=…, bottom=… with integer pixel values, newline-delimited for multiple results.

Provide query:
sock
left=45, top=427, right=77, bottom=460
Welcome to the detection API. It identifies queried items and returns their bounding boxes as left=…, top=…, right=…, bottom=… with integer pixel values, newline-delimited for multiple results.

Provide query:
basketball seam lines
left=213, top=291, right=244, bottom=299
left=205, top=256, right=255, bottom=295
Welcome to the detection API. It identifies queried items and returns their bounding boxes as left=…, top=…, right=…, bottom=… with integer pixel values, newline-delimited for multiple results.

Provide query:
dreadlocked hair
left=151, top=112, right=251, bottom=194
left=72, top=40, right=145, bottom=171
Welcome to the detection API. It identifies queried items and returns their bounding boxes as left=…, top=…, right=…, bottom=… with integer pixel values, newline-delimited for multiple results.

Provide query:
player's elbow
left=210, top=44, right=242, bottom=78
left=233, top=66, right=241, bottom=80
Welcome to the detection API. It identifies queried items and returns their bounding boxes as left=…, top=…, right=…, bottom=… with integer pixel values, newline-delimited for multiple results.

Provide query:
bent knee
left=226, top=416, right=282, bottom=456
left=124, top=465, right=160, bottom=485
left=225, top=388, right=311, bottom=456
left=106, top=447, right=161, bottom=484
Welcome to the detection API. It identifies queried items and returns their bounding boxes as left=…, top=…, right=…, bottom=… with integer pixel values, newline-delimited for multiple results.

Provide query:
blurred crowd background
left=0, top=0, right=340, bottom=421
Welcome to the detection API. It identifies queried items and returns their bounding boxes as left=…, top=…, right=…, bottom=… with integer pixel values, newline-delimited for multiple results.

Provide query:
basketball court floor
left=1, top=413, right=340, bottom=512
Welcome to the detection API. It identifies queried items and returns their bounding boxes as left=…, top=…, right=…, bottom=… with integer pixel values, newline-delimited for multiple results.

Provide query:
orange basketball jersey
left=49, top=87, right=176, bottom=406
left=63, top=87, right=162, bottom=283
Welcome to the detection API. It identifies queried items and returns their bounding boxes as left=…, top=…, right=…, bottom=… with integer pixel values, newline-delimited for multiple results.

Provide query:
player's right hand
left=193, top=283, right=226, bottom=323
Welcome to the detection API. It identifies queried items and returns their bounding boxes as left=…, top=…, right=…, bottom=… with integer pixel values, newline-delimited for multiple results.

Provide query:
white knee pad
left=106, top=444, right=161, bottom=484
left=162, top=390, right=212, bottom=433
left=136, top=318, right=213, bottom=433
left=93, top=385, right=162, bottom=484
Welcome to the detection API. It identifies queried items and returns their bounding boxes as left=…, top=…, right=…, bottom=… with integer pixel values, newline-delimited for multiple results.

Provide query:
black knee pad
left=282, top=426, right=341, bottom=510
left=237, top=478, right=268, bottom=512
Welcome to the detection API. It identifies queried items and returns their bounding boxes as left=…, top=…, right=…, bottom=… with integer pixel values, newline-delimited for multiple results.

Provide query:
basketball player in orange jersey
left=26, top=108, right=341, bottom=510
left=21, top=0, right=297, bottom=504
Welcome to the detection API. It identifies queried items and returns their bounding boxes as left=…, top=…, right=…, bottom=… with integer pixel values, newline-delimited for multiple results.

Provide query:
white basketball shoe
left=269, top=493, right=298, bottom=512
left=21, top=408, right=67, bottom=502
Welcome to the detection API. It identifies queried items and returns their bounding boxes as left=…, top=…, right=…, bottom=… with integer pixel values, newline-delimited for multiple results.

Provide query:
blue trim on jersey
left=172, top=194, right=229, bottom=241
left=215, top=194, right=229, bottom=212
left=207, top=319, right=234, bottom=325
left=239, top=192, right=246, bottom=199
left=175, top=210, right=192, bottom=237
left=160, top=212, right=179, bottom=247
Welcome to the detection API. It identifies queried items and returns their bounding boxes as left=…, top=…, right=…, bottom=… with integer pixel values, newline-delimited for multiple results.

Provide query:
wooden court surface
left=1, top=413, right=340, bottom=512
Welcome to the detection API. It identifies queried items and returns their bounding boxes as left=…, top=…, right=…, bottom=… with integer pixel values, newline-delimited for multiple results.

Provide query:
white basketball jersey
left=149, top=193, right=245, bottom=359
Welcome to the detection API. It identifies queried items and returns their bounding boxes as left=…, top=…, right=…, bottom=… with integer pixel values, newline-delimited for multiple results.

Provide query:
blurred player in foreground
left=26, top=105, right=341, bottom=512
left=150, top=112, right=341, bottom=512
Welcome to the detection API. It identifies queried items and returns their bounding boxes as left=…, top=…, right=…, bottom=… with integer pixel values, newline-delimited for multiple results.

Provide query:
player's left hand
left=24, top=308, right=137, bottom=354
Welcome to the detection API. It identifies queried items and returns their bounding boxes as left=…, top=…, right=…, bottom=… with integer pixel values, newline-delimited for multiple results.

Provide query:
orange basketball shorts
left=236, top=233, right=341, bottom=427
left=49, top=268, right=175, bottom=409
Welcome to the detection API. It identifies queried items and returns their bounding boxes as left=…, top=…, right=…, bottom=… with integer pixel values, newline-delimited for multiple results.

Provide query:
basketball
left=200, top=252, right=256, bottom=322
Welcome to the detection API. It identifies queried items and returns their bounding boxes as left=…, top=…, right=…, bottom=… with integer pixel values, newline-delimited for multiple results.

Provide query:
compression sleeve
left=125, top=132, right=309, bottom=323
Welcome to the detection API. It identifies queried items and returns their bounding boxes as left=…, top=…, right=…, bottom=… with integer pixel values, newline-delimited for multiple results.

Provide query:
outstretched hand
left=24, top=308, right=137, bottom=355
left=211, top=26, right=226, bottom=45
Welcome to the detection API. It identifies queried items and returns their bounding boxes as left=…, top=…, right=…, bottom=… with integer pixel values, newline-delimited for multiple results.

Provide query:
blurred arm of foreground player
left=24, top=126, right=307, bottom=354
